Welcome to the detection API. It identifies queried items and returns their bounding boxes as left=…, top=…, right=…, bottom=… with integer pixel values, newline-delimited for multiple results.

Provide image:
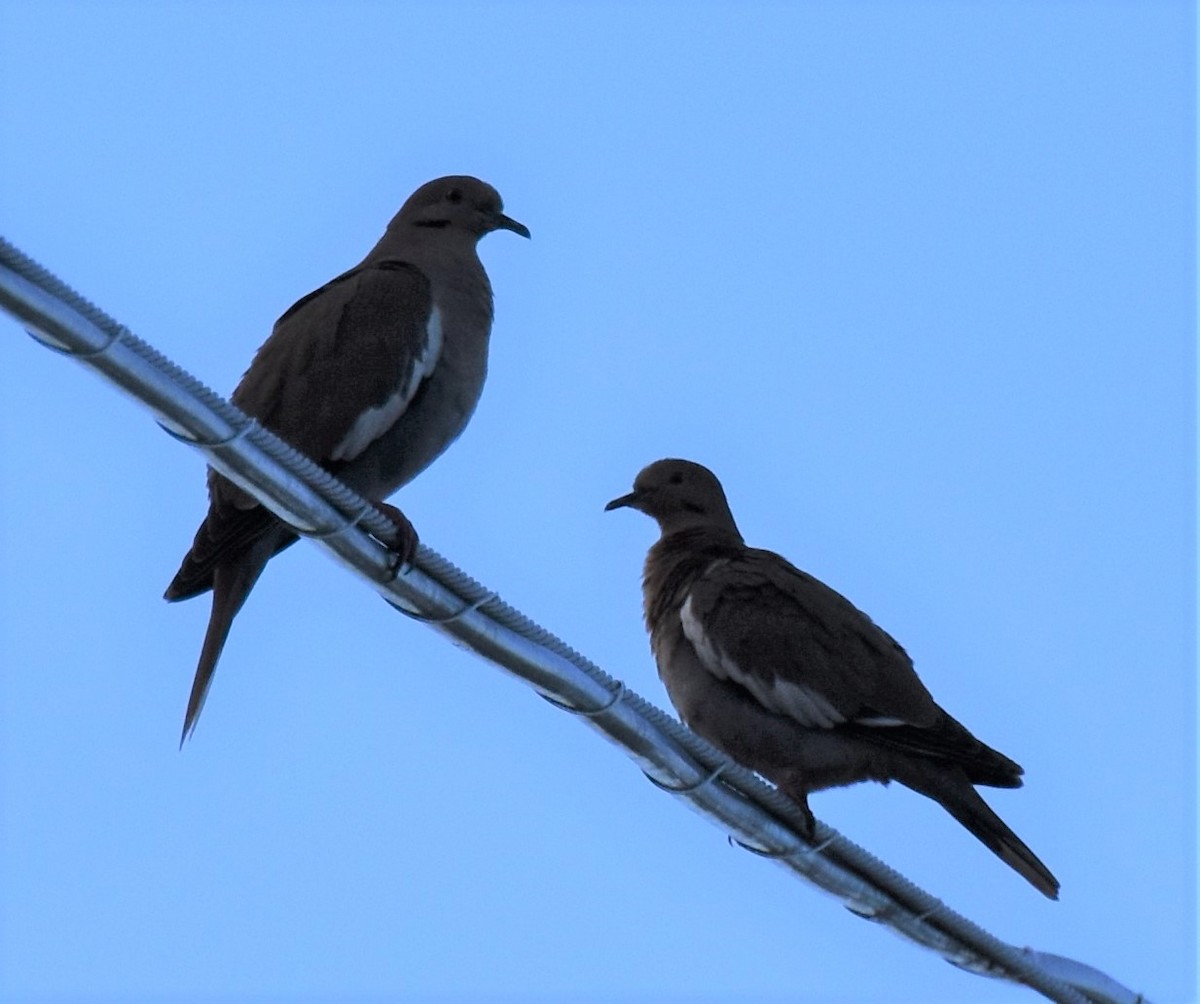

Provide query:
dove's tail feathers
left=178, top=546, right=271, bottom=747
left=904, top=768, right=1060, bottom=900
left=166, top=505, right=296, bottom=602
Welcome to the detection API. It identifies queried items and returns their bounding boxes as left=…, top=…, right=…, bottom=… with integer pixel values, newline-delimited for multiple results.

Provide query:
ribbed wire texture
left=0, top=235, right=1148, bottom=1004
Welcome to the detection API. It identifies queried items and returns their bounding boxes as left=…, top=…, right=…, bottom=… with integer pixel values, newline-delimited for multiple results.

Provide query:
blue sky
left=0, top=2, right=1194, bottom=1002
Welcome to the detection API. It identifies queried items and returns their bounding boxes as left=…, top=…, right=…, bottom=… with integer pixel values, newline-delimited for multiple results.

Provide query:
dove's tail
left=902, top=767, right=1060, bottom=900
left=176, top=539, right=274, bottom=747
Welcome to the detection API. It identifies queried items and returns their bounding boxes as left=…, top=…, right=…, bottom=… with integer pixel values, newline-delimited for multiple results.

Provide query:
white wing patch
left=330, top=306, right=444, bottom=462
left=679, top=590, right=846, bottom=730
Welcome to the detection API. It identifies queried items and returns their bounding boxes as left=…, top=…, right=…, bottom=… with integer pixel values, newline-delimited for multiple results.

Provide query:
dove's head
left=394, top=175, right=530, bottom=240
left=606, top=458, right=741, bottom=537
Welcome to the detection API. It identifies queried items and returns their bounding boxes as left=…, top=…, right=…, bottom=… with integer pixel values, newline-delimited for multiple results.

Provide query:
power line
left=0, top=235, right=1148, bottom=1004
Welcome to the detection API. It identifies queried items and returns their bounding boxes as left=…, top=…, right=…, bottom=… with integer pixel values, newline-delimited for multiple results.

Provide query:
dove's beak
left=605, top=491, right=638, bottom=512
left=494, top=212, right=531, bottom=239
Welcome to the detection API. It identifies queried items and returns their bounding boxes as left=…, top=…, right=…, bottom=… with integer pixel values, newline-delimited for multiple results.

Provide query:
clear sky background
left=0, top=3, right=1194, bottom=1002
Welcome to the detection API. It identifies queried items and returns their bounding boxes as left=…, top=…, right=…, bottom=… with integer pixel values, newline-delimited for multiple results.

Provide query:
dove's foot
left=373, top=501, right=419, bottom=573
left=783, top=788, right=817, bottom=838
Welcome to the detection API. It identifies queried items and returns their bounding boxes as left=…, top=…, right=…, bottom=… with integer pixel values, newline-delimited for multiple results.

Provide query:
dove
left=607, top=458, right=1059, bottom=898
left=166, top=175, right=528, bottom=743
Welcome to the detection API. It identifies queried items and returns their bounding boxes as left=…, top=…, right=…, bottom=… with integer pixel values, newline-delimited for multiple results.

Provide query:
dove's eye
left=446, top=188, right=463, bottom=204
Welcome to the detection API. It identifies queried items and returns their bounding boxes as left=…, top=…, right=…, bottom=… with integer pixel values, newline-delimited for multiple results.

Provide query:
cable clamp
left=644, top=760, right=728, bottom=795
left=540, top=681, right=628, bottom=718
left=391, top=590, right=496, bottom=625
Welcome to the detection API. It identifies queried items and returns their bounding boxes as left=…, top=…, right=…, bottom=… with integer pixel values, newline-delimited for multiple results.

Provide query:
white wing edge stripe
left=330, top=305, right=444, bottom=462
left=679, top=590, right=846, bottom=730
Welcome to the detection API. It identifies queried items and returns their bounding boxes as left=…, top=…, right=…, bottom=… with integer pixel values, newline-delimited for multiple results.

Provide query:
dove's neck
left=367, top=227, right=490, bottom=294
left=642, top=526, right=743, bottom=635
left=366, top=228, right=495, bottom=345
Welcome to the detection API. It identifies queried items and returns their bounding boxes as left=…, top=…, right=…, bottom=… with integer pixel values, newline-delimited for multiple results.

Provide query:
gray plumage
left=607, top=458, right=1059, bottom=899
left=166, top=175, right=529, bottom=744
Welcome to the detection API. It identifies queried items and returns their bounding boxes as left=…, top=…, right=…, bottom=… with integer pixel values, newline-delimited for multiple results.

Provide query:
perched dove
left=165, top=175, right=529, bottom=744
left=607, top=458, right=1059, bottom=898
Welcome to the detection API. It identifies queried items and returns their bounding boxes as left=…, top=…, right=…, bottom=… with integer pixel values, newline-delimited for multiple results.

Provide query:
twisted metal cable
left=0, top=235, right=1148, bottom=1004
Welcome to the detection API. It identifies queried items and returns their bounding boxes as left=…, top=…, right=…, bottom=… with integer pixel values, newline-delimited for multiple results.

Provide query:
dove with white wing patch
left=607, top=458, right=1060, bottom=899
left=166, top=176, right=529, bottom=744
